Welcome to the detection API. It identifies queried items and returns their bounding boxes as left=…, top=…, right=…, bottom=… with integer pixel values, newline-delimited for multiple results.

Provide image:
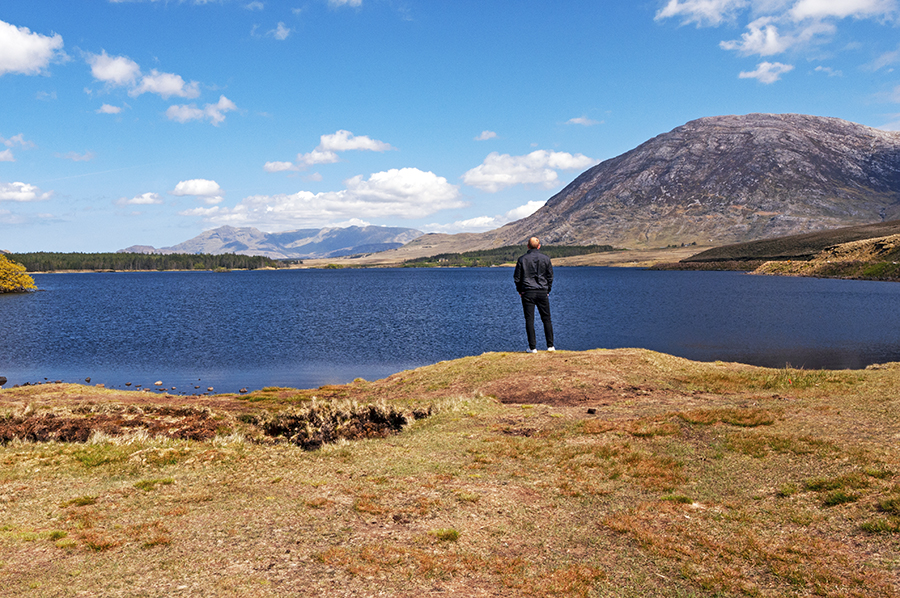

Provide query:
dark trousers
left=520, top=291, right=554, bottom=350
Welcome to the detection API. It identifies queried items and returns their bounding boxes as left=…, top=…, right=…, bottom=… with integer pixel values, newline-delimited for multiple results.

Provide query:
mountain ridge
left=120, top=225, right=424, bottom=259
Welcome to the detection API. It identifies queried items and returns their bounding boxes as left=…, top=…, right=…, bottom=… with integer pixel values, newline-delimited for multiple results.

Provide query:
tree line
left=7, top=252, right=281, bottom=272
left=402, top=244, right=617, bottom=268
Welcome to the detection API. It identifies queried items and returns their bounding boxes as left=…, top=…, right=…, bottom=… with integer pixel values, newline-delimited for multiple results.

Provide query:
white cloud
left=87, top=52, right=202, bottom=101
left=130, top=69, right=200, bottom=99
left=462, top=150, right=597, bottom=193
left=720, top=17, right=789, bottom=54
left=166, top=95, right=237, bottom=126
left=658, top=0, right=899, bottom=74
left=423, top=200, right=547, bottom=234
left=58, top=151, right=95, bottom=162
left=264, top=161, right=298, bottom=173
left=299, top=149, right=340, bottom=166
left=566, top=116, right=601, bottom=126
left=87, top=51, right=140, bottom=86
left=789, top=0, right=897, bottom=20
left=183, top=168, right=463, bottom=228
left=245, top=1, right=264, bottom=9
left=171, top=178, right=222, bottom=197
left=0, top=150, right=13, bottom=162
left=738, top=60, right=794, bottom=82
left=266, top=130, right=391, bottom=173
left=655, top=0, right=749, bottom=26
left=475, top=130, right=498, bottom=141
left=0, top=181, right=51, bottom=202
left=0, top=19, right=64, bottom=76
left=720, top=16, right=835, bottom=55
left=269, top=22, right=291, bottom=40
left=97, top=103, right=123, bottom=114
left=117, top=192, right=163, bottom=206
left=319, top=130, right=393, bottom=152
left=329, top=0, right=363, bottom=7
left=505, top=200, right=547, bottom=220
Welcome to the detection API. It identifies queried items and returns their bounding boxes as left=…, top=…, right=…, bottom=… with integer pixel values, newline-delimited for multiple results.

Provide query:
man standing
left=514, top=236, right=555, bottom=353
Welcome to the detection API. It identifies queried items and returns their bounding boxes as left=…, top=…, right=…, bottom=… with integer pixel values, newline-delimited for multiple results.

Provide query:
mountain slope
left=487, top=113, right=900, bottom=249
left=120, top=225, right=424, bottom=259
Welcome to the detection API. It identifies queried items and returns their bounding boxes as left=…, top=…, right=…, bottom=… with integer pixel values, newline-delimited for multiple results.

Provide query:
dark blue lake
left=2, top=268, right=899, bottom=394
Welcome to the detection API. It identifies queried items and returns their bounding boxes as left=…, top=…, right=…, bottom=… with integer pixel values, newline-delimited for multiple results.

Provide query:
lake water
left=2, top=267, right=899, bottom=393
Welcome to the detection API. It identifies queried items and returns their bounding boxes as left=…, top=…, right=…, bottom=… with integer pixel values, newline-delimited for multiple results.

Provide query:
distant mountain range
left=120, top=225, right=424, bottom=259
left=122, top=114, right=900, bottom=262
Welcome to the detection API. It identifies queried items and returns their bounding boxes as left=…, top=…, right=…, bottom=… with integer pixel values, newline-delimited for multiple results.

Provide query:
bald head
left=527, top=237, right=540, bottom=249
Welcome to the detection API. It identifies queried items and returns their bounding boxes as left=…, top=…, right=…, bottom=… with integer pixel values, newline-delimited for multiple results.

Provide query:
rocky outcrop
left=488, top=114, right=900, bottom=248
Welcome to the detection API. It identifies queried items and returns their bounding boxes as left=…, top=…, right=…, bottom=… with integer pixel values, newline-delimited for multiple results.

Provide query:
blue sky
left=1, top=0, right=899, bottom=252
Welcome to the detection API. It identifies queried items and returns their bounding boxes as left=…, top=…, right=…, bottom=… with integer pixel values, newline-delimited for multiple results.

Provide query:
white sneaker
left=547, top=346, right=556, bottom=352
left=526, top=348, right=538, bottom=353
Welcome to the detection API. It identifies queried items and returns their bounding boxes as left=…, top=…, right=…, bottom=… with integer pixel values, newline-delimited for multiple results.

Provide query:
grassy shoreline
left=2, top=349, right=899, bottom=597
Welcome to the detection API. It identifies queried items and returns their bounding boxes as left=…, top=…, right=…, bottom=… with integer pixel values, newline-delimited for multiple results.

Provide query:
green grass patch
left=429, top=528, right=460, bottom=542
left=62, top=495, right=98, bottom=507
left=71, top=443, right=133, bottom=468
left=804, top=473, right=870, bottom=492
left=133, top=478, right=174, bottom=492
left=822, top=490, right=860, bottom=507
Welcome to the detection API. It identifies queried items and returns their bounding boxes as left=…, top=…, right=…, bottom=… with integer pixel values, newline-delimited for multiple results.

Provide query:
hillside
left=753, top=233, right=900, bottom=281
left=2, top=349, right=899, bottom=596
left=485, top=113, right=900, bottom=249
left=681, top=219, right=900, bottom=263
left=121, top=225, right=424, bottom=260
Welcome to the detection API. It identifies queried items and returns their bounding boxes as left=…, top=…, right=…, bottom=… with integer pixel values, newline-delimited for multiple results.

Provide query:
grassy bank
left=1, top=349, right=899, bottom=597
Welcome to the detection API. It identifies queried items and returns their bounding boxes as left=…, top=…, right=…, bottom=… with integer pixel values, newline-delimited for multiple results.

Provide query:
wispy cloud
left=566, top=116, right=601, bottom=126
left=475, top=130, right=497, bottom=141
left=738, top=61, right=794, bottom=83
left=166, top=95, right=238, bottom=126
left=57, top=151, right=96, bottom=162
left=1, top=134, right=35, bottom=149
left=268, top=22, right=291, bottom=40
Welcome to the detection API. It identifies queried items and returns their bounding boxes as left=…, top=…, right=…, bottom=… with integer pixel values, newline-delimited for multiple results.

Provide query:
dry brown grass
left=1, top=348, right=899, bottom=596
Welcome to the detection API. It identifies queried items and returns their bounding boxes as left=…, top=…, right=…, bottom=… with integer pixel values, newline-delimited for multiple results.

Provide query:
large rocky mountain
left=120, top=225, right=423, bottom=259
left=482, top=113, right=900, bottom=249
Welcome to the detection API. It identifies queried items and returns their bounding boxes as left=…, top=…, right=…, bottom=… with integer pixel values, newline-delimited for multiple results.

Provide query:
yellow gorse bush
left=0, top=254, right=36, bottom=293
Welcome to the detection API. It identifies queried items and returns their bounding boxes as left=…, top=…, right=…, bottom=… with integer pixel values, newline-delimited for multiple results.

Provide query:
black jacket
left=514, top=248, right=553, bottom=294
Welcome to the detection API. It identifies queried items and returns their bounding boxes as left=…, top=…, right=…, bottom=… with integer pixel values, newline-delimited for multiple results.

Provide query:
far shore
left=25, top=246, right=712, bottom=273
